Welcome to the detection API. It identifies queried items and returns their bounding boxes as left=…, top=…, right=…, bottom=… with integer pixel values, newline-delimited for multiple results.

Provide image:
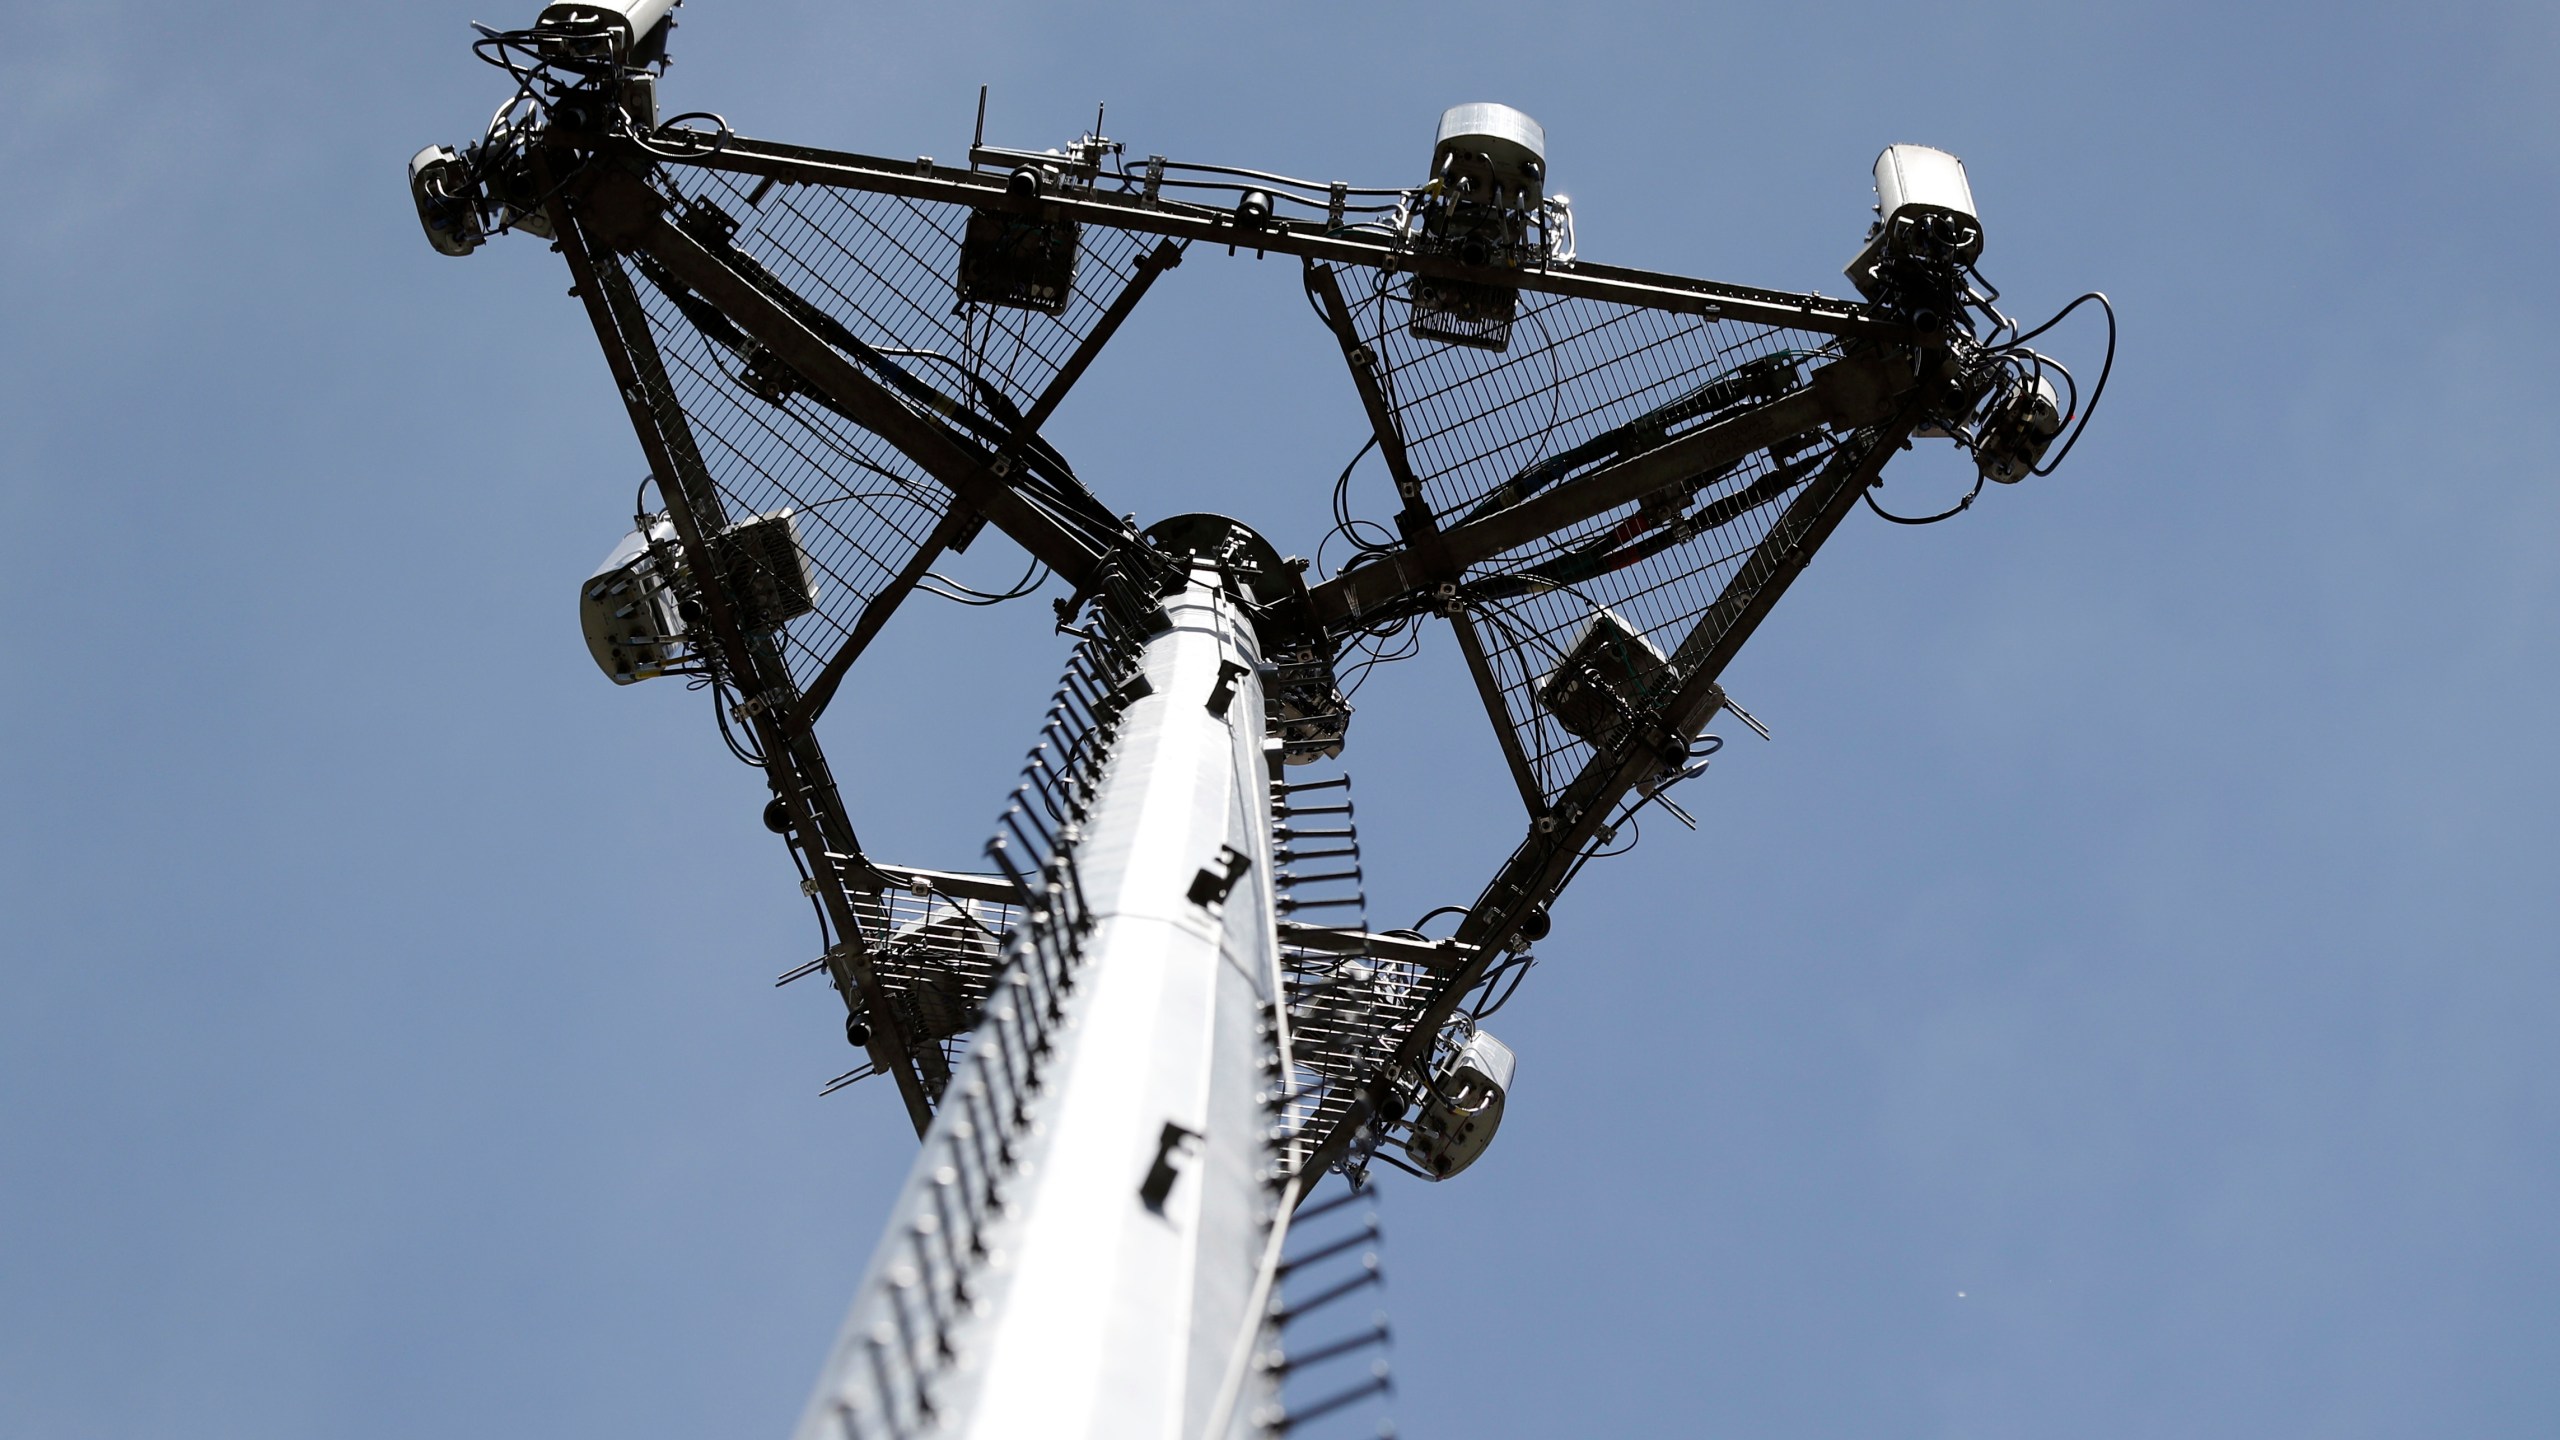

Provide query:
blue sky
left=4, top=2, right=2555, bottom=1436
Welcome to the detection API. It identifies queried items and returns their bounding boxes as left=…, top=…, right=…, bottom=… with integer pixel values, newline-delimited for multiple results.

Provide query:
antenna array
left=414, top=5, right=2111, bottom=1432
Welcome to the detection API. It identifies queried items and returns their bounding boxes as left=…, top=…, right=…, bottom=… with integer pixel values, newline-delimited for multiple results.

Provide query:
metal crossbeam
left=630, top=133, right=1909, bottom=339
left=547, top=185, right=944, bottom=1131
left=1300, top=259, right=1548, bottom=816
left=1305, top=351, right=1916, bottom=629
left=1299, top=407, right=1924, bottom=1176
left=552, top=121, right=1949, bottom=1171
left=579, top=165, right=1119, bottom=588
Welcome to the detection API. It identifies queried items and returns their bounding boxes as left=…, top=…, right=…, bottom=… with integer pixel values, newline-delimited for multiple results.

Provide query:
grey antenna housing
left=1411, top=101, right=1555, bottom=350
left=579, top=515, right=685, bottom=684
left=1846, top=142, right=1983, bottom=299
left=1430, top=103, right=1547, bottom=213
left=534, top=0, right=677, bottom=60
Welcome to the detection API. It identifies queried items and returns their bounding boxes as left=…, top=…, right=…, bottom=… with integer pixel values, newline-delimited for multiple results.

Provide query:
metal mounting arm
left=792, top=496, right=980, bottom=728
left=1299, top=405, right=1926, bottom=1177
left=1305, top=350, right=1917, bottom=633
left=547, top=179, right=945, bottom=1133
left=1302, top=260, right=1547, bottom=815
left=1018, top=237, right=1185, bottom=436
left=623, top=132, right=1913, bottom=341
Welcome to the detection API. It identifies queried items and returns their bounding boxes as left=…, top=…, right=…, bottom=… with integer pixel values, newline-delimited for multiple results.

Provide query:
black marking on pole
left=1188, top=844, right=1252, bottom=908
left=1139, top=1121, right=1204, bottom=1212
left=1207, top=659, right=1250, bottom=717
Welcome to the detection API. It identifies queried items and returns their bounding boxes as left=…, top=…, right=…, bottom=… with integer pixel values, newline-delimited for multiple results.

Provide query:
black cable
left=1370, top=1150, right=1438, bottom=1180
left=1470, top=952, right=1540, bottom=1020
left=1116, top=176, right=1400, bottom=213
left=788, top=486, right=929, bottom=512
left=2019, top=348, right=2080, bottom=433
left=932, top=557, right=1047, bottom=601
left=2005, top=289, right=2109, bottom=351
left=1410, top=905, right=1470, bottom=935
left=469, top=29, right=553, bottom=90
left=1329, top=434, right=1377, bottom=538
left=628, top=110, right=734, bottom=161
left=1548, top=806, right=1642, bottom=902
left=1467, top=951, right=1528, bottom=995
left=1113, top=156, right=1410, bottom=216
left=707, top=679, right=768, bottom=767
left=1331, top=632, right=1383, bottom=698
left=1589, top=812, right=1640, bottom=860
left=2027, top=312, right=2109, bottom=471
left=1336, top=617, right=1421, bottom=699
left=1456, top=595, right=1575, bottom=670
left=2025, top=294, right=2113, bottom=475
left=780, top=833, right=836, bottom=950
left=1304, top=268, right=1416, bottom=575
left=1320, top=433, right=1405, bottom=572
left=1145, top=158, right=1409, bottom=197
left=1962, top=261, right=2015, bottom=345
left=1864, top=472, right=1985, bottom=526
left=920, top=558, right=1049, bottom=606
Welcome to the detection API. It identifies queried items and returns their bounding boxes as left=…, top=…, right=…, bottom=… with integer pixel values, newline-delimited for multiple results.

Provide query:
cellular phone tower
left=411, top=3, right=2112, bottom=1434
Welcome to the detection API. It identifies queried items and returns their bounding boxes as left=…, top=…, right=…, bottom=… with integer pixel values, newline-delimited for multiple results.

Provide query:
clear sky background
left=5, top=2, right=2555, bottom=1436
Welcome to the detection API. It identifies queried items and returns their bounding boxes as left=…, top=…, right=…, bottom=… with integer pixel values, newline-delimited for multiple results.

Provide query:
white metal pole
left=793, top=563, right=1290, bottom=1440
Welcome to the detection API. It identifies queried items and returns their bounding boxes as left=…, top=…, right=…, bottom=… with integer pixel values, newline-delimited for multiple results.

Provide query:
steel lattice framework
left=416, top=9, right=2106, bottom=1431
left=529, top=125, right=1931, bottom=1145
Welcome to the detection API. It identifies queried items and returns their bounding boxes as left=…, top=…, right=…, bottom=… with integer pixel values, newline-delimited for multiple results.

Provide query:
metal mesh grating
left=1282, top=934, right=1438, bottom=1169
left=844, top=884, right=1023, bottom=1080
left=616, top=248, right=945, bottom=690
left=600, top=162, right=1160, bottom=692
left=649, top=164, right=1162, bottom=422
left=1458, top=461, right=1836, bottom=800
left=1345, top=269, right=1851, bottom=803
